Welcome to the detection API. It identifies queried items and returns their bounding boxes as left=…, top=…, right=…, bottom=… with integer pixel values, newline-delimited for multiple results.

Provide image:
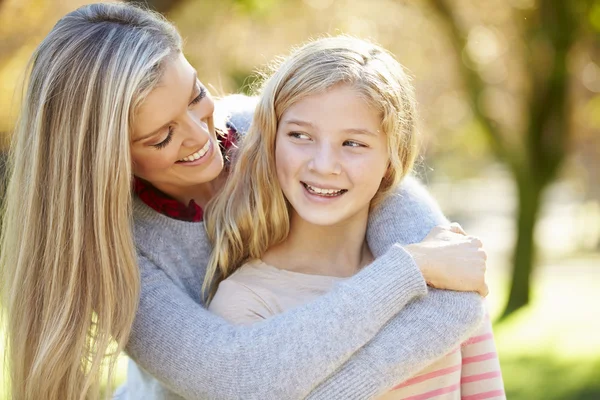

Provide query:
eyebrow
left=281, top=119, right=315, bottom=129
left=341, top=128, right=378, bottom=137
left=133, top=71, right=199, bottom=143
left=281, top=119, right=377, bottom=137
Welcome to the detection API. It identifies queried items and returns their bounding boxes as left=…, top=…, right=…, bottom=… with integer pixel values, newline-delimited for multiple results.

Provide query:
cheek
left=131, top=147, right=179, bottom=177
left=274, top=139, right=301, bottom=185
left=350, top=155, right=389, bottom=190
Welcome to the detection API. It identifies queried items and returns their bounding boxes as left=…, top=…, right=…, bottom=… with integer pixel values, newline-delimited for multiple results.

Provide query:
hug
left=1, top=2, right=503, bottom=400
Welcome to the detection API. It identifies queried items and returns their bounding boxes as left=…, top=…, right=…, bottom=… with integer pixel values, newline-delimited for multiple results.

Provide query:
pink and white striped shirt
left=209, top=259, right=506, bottom=400
left=378, top=313, right=504, bottom=400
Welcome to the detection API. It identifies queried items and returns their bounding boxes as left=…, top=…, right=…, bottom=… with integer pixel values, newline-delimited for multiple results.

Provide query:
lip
left=176, top=140, right=214, bottom=166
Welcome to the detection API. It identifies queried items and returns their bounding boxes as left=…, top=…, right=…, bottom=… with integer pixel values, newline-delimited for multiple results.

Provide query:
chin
left=296, top=210, right=347, bottom=227
left=196, top=156, right=225, bottom=183
left=197, top=165, right=223, bottom=184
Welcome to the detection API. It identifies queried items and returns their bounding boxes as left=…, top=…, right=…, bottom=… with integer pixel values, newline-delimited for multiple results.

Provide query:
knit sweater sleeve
left=305, top=177, right=485, bottom=399
left=127, top=244, right=427, bottom=400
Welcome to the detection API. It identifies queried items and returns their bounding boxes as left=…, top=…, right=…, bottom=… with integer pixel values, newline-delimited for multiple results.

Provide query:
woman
left=206, top=36, right=504, bottom=399
left=1, top=3, right=486, bottom=400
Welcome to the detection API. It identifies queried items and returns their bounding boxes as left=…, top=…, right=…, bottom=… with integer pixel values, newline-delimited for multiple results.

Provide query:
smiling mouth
left=302, top=182, right=348, bottom=197
left=177, top=140, right=211, bottom=163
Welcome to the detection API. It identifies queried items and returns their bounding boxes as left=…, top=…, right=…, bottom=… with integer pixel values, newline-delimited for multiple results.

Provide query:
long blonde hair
left=204, top=36, right=418, bottom=298
left=0, top=3, right=181, bottom=399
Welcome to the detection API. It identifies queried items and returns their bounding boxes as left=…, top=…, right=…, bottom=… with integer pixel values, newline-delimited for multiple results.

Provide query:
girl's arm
left=460, top=312, right=506, bottom=399
left=127, top=243, right=428, bottom=400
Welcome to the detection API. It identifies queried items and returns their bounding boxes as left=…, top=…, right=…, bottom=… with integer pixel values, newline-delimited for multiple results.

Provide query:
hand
left=405, top=224, right=489, bottom=297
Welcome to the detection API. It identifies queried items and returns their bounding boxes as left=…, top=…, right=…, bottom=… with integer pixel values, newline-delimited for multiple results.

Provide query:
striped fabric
left=378, top=314, right=505, bottom=400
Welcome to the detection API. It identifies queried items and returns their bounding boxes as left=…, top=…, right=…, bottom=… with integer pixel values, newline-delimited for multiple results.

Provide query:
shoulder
left=208, top=263, right=276, bottom=325
left=368, top=176, right=448, bottom=244
left=214, top=94, right=259, bottom=135
left=393, top=176, right=446, bottom=220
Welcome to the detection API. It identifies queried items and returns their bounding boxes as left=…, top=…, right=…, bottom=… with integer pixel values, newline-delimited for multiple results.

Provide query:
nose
left=181, top=113, right=210, bottom=148
left=308, top=143, right=342, bottom=175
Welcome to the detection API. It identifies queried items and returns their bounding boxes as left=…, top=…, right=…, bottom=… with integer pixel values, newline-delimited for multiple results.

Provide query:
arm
left=127, top=244, right=427, bottom=400
left=308, top=290, right=483, bottom=399
left=367, top=175, right=448, bottom=254
left=460, top=310, right=506, bottom=399
left=306, top=177, right=486, bottom=398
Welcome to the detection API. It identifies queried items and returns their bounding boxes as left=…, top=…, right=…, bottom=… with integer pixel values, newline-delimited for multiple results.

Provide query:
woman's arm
left=127, top=243, right=427, bottom=400
left=305, top=178, right=487, bottom=399
left=308, top=290, right=484, bottom=399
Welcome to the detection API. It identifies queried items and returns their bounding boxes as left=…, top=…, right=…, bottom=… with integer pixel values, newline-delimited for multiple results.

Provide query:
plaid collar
left=134, top=125, right=238, bottom=222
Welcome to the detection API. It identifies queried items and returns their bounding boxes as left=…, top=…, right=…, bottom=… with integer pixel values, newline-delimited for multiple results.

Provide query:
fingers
left=448, top=222, right=466, bottom=236
left=478, top=248, right=488, bottom=261
left=479, top=283, right=489, bottom=297
left=470, top=237, right=484, bottom=248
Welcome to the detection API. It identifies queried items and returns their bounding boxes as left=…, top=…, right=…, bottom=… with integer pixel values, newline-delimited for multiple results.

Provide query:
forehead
left=131, top=53, right=195, bottom=141
left=280, top=85, right=382, bottom=133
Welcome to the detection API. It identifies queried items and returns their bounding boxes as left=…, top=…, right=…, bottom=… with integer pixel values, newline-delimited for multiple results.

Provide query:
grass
left=2, top=255, right=599, bottom=399
left=488, top=253, right=600, bottom=400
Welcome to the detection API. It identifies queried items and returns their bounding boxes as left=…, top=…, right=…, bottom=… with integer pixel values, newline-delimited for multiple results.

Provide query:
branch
left=427, top=0, right=517, bottom=169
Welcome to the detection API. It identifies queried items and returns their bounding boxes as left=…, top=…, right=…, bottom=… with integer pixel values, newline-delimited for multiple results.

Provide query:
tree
left=428, top=0, right=585, bottom=319
left=123, top=0, right=187, bottom=15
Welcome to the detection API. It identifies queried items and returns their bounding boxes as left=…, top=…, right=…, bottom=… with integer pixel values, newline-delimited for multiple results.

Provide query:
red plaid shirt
left=134, top=125, right=238, bottom=222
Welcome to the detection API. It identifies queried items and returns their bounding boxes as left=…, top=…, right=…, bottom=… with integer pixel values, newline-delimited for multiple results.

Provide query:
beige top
left=208, top=259, right=345, bottom=325
left=209, top=259, right=505, bottom=400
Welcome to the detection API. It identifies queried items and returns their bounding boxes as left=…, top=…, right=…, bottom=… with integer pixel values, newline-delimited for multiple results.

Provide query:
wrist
left=405, top=244, right=439, bottom=288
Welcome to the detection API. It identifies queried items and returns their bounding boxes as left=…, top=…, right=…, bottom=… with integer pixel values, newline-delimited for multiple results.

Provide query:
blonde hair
left=0, top=3, right=181, bottom=399
left=204, top=36, right=418, bottom=298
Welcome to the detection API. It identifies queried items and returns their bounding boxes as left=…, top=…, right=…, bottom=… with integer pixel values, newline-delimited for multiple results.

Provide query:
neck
left=262, top=207, right=373, bottom=278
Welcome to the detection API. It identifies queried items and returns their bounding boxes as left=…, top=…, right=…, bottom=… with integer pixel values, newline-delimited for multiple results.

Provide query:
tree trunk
left=501, top=171, right=543, bottom=319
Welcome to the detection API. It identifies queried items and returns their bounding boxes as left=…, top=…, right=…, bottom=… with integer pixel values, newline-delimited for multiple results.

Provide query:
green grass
left=489, top=254, right=600, bottom=400
left=3, top=255, right=600, bottom=399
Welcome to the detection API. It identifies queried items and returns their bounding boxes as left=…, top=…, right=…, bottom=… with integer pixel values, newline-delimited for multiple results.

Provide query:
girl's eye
left=153, top=127, right=174, bottom=150
left=289, top=132, right=310, bottom=140
left=190, top=85, right=206, bottom=106
left=343, top=140, right=366, bottom=148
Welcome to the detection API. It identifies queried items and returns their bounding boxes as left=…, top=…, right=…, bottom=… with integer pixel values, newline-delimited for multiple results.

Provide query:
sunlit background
left=1, top=0, right=599, bottom=399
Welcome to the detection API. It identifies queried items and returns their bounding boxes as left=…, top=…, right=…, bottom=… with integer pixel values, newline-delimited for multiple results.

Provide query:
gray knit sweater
left=120, top=178, right=483, bottom=400
left=119, top=96, right=484, bottom=399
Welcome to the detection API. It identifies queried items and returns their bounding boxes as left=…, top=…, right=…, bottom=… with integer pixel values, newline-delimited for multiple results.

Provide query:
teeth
left=305, top=183, right=344, bottom=196
left=180, top=140, right=211, bottom=162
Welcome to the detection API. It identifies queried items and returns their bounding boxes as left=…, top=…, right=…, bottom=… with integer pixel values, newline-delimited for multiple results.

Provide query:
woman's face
left=130, top=54, right=224, bottom=197
left=275, top=84, right=389, bottom=227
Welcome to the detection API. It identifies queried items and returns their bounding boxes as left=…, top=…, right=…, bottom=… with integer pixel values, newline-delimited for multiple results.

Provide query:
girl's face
left=130, top=54, right=224, bottom=197
left=275, top=84, right=389, bottom=227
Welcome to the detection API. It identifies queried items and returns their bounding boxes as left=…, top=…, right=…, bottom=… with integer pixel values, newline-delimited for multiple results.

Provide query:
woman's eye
left=289, top=132, right=310, bottom=140
left=190, top=85, right=206, bottom=106
left=152, top=127, right=174, bottom=150
left=343, top=140, right=365, bottom=148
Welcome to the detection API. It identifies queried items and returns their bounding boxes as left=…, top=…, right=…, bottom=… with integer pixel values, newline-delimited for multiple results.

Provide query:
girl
left=207, top=36, right=505, bottom=399
left=1, top=3, right=486, bottom=399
